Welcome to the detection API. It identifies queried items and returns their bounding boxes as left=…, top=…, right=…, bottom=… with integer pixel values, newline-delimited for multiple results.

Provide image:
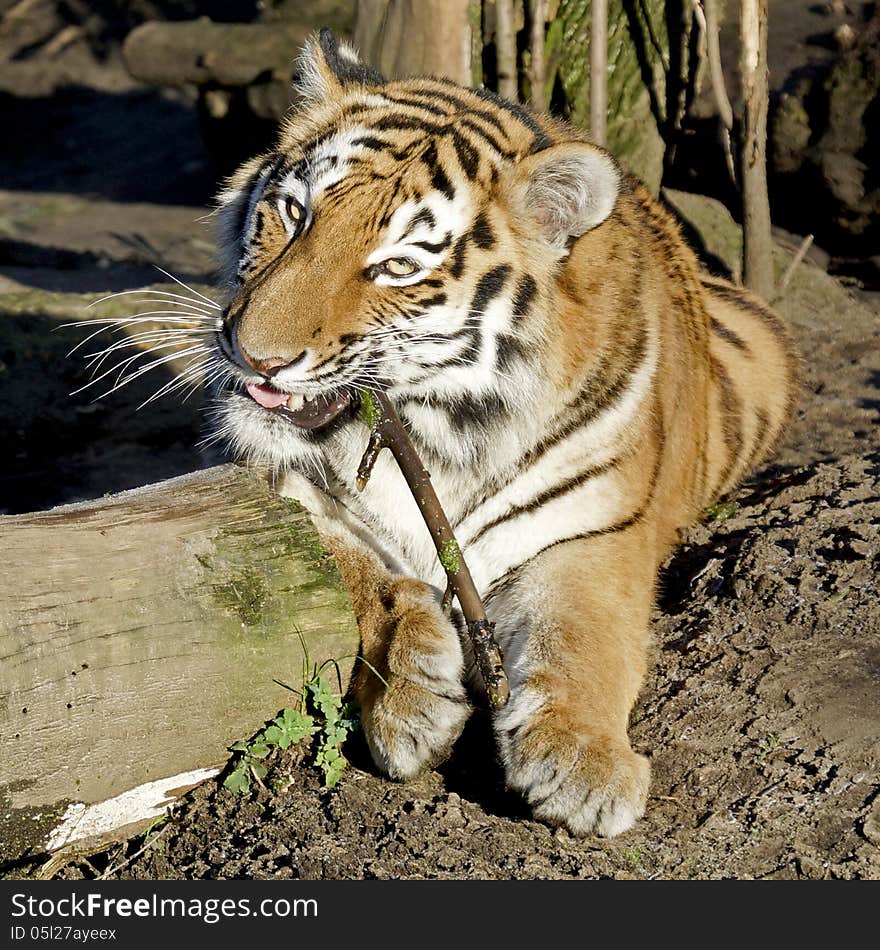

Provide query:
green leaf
left=223, top=763, right=251, bottom=794
left=229, top=740, right=249, bottom=752
left=248, top=742, right=270, bottom=759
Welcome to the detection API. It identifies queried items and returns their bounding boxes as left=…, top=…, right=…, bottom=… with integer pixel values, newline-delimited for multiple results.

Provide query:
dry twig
left=775, top=233, right=814, bottom=298
left=356, top=391, right=510, bottom=709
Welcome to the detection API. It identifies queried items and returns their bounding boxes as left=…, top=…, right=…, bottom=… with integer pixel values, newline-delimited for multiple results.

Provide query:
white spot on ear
left=336, top=40, right=363, bottom=66
left=523, top=146, right=620, bottom=248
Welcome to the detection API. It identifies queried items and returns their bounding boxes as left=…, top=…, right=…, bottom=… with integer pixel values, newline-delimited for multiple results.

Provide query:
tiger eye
left=384, top=258, right=417, bottom=277
left=284, top=197, right=303, bottom=222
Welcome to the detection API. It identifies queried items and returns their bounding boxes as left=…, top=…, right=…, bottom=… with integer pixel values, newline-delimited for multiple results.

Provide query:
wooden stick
left=590, top=0, right=608, bottom=147
left=356, top=390, right=510, bottom=709
left=775, top=233, right=814, bottom=298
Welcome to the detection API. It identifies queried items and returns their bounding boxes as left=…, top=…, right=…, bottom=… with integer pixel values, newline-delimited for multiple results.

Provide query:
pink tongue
left=246, top=382, right=289, bottom=409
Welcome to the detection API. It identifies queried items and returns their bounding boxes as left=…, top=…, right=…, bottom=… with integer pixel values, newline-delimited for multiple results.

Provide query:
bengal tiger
left=208, top=29, right=800, bottom=836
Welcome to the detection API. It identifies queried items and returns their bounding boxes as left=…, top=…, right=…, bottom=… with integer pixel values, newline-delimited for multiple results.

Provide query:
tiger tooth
left=287, top=393, right=305, bottom=411
left=304, top=393, right=314, bottom=402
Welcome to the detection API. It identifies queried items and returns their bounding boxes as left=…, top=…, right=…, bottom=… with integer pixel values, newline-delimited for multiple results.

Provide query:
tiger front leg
left=323, top=531, right=472, bottom=779
left=493, top=532, right=655, bottom=837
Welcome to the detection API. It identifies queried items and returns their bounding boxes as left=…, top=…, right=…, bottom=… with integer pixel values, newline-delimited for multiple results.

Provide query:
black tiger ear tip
left=318, top=26, right=339, bottom=59
left=317, top=26, right=386, bottom=87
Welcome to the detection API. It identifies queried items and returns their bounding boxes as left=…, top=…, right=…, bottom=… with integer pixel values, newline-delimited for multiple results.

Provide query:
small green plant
left=223, top=648, right=359, bottom=795
left=620, top=845, right=649, bottom=877
left=704, top=500, right=739, bottom=522
left=755, top=733, right=780, bottom=764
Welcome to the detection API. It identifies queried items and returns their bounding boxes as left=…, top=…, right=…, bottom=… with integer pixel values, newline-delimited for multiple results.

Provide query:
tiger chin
left=209, top=29, right=800, bottom=837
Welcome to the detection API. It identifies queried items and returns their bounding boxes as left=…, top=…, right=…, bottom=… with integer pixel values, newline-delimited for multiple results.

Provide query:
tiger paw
left=496, top=702, right=650, bottom=837
left=358, top=580, right=471, bottom=780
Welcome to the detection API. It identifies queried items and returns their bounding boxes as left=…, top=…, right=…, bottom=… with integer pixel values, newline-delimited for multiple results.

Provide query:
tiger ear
left=508, top=142, right=620, bottom=249
left=295, top=27, right=385, bottom=102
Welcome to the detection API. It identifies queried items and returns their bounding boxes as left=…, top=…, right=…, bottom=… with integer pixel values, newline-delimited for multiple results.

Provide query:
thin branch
left=775, top=233, right=814, bottom=298
left=740, top=0, right=775, bottom=299
left=528, top=0, right=548, bottom=110
left=356, top=391, right=510, bottom=709
left=693, top=0, right=736, bottom=185
left=97, top=823, right=171, bottom=880
left=495, top=0, right=519, bottom=102
left=590, top=0, right=608, bottom=147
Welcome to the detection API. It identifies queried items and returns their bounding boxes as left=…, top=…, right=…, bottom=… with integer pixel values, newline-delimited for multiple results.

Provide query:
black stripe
left=710, top=354, right=745, bottom=494
left=236, top=158, right=274, bottom=252
left=470, top=88, right=554, bottom=153
left=468, top=456, right=623, bottom=547
left=420, top=140, right=455, bottom=200
left=351, top=135, right=390, bottom=151
left=400, top=207, right=437, bottom=238
left=448, top=234, right=469, bottom=278
left=380, top=92, right=450, bottom=118
left=412, top=233, right=453, bottom=253
left=511, top=275, right=537, bottom=323
left=710, top=316, right=751, bottom=354
left=402, top=391, right=509, bottom=440
left=471, top=211, right=496, bottom=249
left=471, top=264, right=512, bottom=315
left=520, top=324, right=649, bottom=470
left=483, top=410, right=666, bottom=600
left=704, top=281, right=791, bottom=340
left=451, top=130, right=480, bottom=179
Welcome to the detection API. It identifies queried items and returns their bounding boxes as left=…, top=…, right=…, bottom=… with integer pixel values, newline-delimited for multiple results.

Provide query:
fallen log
left=0, top=465, right=358, bottom=866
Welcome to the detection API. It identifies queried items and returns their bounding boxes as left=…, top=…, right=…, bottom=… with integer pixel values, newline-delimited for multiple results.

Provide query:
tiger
left=209, top=28, right=801, bottom=836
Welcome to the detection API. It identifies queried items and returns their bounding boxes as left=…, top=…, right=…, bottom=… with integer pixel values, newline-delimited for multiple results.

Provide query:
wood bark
left=354, top=0, right=479, bottom=85
left=494, top=0, right=520, bottom=101
left=528, top=0, right=548, bottom=110
left=0, top=466, right=358, bottom=863
left=739, top=0, right=775, bottom=299
left=693, top=0, right=736, bottom=185
left=589, top=0, right=608, bottom=147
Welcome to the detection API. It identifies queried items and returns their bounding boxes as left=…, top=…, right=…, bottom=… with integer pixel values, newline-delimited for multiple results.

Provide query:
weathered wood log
left=122, top=20, right=315, bottom=88
left=0, top=465, right=358, bottom=865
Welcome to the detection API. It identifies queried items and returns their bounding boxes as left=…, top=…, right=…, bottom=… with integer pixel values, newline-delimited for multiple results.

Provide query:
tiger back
left=211, top=29, right=800, bottom=836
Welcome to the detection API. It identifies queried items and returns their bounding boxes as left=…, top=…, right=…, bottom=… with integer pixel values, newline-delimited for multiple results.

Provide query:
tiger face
left=212, top=29, right=620, bottom=473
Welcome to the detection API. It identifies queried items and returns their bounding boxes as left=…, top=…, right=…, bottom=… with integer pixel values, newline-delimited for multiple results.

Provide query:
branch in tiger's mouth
left=245, top=381, right=352, bottom=431
left=355, top=389, right=510, bottom=709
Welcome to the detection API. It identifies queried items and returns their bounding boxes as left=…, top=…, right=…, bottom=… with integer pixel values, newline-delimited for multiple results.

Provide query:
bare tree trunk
left=590, top=0, right=608, bottom=147
left=528, top=0, right=547, bottom=110
left=354, top=0, right=479, bottom=85
left=495, top=0, right=519, bottom=102
left=739, top=0, right=774, bottom=298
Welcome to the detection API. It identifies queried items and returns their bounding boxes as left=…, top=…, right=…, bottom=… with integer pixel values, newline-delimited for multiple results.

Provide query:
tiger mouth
left=245, top=382, right=352, bottom=431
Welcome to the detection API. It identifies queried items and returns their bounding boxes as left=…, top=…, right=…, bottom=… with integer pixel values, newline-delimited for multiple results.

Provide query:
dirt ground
left=1, top=3, right=878, bottom=880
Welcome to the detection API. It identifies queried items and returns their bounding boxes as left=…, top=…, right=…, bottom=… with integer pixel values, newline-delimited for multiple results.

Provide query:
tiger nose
left=239, top=345, right=308, bottom=378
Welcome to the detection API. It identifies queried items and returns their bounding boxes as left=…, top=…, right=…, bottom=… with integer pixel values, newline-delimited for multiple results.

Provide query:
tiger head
left=213, top=28, right=622, bottom=469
